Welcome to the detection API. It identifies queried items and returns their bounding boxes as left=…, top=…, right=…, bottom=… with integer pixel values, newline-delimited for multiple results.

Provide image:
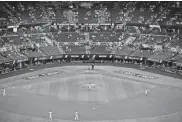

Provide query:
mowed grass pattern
left=0, top=109, right=182, bottom=122
left=20, top=73, right=157, bottom=103
left=1, top=66, right=182, bottom=122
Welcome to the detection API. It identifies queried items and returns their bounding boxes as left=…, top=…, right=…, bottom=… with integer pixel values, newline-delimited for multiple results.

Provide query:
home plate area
left=0, top=66, right=182, bottom=122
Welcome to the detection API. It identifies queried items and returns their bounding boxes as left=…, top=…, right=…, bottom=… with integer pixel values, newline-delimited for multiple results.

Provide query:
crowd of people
left=0, top=1, right=182, bottom=75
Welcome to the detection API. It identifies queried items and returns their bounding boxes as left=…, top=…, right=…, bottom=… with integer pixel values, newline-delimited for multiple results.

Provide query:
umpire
left=92, top=64, right=94, bottom=70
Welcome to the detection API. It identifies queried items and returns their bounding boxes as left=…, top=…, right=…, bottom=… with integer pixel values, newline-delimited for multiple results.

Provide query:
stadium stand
left=39, top=45, right=64, bottom=56
left=0, top=55, right=10, bottom=64
left=0, top=1, right=182, bottom=75
left=1, top=50, right=28, bottom=61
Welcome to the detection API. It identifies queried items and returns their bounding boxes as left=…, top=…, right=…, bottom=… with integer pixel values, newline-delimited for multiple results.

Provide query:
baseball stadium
left=1, top=63, right=182, bottom=122
left=0, top=1, right=182, bottom=122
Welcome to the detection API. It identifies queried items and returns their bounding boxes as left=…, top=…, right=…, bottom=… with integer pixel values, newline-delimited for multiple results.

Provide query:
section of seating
left=90, top=45, right=110, bottom=54
left=0, top=1, right=182, bottom=75
left=39, top=45, right=63, bottom=56
left=1, top=50, right=28, bottom=61
left=62, top=45, right=86, bottom=54
left=115, top=46, right=134, bottom=56
left=24, top=51, right=44, bottom=58
left=0, top=55, right=11, bottom=64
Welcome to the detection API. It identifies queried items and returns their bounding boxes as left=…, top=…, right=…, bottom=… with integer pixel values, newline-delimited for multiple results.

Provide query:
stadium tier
left=0, top=1, right=182, bottom=74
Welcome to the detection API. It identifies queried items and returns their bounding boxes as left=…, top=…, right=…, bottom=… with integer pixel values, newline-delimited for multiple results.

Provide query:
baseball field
left=0, top=64, right=182, bottom=122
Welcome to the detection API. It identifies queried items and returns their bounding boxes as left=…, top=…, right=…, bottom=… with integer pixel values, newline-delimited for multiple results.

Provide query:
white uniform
left=49, top=111, right=53, bottom=120
left=145, top=89, right=148, bottom=95
left=75, top=111, right=79, bottom=121
left=88, top=84, right=92, bottom=90
left=3, top=88, right=6, bottom=96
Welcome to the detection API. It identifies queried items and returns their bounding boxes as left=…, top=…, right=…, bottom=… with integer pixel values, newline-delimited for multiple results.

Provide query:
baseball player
left=88, top=83, right=92, bottom=90
left=49, top=110, right=53, bottom=120
left=88, top=64, right=90, bottom=70
left=145, top=89, right=149, bottom=95
left=74, top=110, right=79, bottom=121
left=3, top=88, right=6, bottom=96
